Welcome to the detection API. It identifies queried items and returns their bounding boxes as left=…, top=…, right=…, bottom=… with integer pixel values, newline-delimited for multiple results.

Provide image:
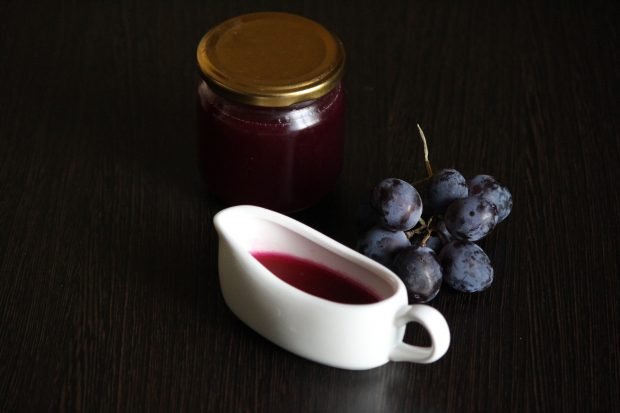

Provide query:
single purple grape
left=356, top=226, right=410, bottom=267
left=468, top=174, right=512, bottom=223
left=439, top=240, right=494, bottom=292
left=444, top=196, right=498, bottom=241
left=371, top=178, right=423, bottom=231
left=392, top=246, right=443, bottom=303
left=424, top=169, right=468, bottom=214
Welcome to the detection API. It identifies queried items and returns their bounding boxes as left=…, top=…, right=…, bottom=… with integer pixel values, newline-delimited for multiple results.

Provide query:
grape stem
left=412, top=124, right=434, bottom=186
left=418, top=124, right=433, bottom=179
left=418, top=217, right=435, bottom=246
left=420, top=230, right=432, bottom=247
left=405, top=216, right=434, bottom=242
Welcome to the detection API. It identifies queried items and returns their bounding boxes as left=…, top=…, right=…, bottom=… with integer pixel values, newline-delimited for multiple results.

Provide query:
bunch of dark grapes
left=356, top=126, right=512, bottom=303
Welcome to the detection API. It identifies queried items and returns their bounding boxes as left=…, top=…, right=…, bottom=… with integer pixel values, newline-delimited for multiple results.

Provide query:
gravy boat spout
left=213, top=205, right=450, bottom=370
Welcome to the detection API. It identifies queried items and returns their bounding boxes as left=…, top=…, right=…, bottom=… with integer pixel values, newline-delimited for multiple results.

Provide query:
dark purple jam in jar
left=196, top=12, right=346, bottom=212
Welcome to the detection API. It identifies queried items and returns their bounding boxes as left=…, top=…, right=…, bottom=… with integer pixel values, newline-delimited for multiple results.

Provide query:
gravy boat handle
left=389, top=304, right=451, bottom=364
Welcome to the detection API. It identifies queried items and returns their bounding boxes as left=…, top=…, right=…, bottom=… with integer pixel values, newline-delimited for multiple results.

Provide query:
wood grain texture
left=1, top=0, right=618, bottom=411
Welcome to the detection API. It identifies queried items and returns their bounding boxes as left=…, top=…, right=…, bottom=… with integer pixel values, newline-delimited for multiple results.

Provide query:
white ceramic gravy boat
left=213, top=205, right=450, bottom=370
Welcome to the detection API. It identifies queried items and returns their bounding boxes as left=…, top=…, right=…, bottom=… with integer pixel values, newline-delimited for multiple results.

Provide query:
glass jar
left=196, top=12, right=346, bottom=212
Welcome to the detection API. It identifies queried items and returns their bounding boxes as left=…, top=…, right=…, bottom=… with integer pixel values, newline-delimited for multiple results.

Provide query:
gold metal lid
left=197, top=12, right=345, bottom=107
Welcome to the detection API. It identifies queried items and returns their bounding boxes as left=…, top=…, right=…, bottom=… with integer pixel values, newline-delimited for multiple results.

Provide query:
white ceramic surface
left=213, top=205, right=450, bottom=370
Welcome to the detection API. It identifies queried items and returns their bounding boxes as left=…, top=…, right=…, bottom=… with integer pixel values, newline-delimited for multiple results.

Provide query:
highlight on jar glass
left=196, top=12, right=346, bottom=212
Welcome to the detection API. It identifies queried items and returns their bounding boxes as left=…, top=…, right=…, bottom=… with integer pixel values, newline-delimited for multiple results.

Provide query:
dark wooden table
left=1, top=0, right=618, bottom=411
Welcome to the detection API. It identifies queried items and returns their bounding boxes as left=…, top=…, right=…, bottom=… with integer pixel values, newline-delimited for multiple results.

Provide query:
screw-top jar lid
left=197, top=12, right=345, bottom=107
